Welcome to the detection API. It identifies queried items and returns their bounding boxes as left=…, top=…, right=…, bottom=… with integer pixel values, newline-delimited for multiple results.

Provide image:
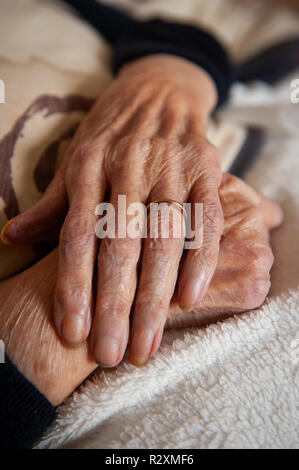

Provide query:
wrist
left=119, top=54, right=218, bottom=121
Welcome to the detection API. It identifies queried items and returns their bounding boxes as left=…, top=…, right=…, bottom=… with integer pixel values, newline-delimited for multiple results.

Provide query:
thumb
left=1, top=169, right=68, bottom=245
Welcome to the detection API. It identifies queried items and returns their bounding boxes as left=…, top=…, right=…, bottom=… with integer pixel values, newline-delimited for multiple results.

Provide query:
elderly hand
left=0, top=174, right=281, bottom=406
left=0, top=250, right=97, bottom=406
left=1, top=54, right=223, bottom=367
left=167, top=173, right=283, bottom=330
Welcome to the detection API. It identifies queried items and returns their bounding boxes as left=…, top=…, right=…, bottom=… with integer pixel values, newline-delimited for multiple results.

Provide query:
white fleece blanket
left=36, top=71, right=299, bottom=449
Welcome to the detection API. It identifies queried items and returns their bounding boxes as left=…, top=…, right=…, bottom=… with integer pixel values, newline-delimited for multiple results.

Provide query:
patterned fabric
left=0, top=0, right=112, bottom=279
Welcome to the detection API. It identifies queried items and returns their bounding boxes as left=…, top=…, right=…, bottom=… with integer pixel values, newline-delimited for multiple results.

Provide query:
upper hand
left=1, top=55, right=226, bottom=367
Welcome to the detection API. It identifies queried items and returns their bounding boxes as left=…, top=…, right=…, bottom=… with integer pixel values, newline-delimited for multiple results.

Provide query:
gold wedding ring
left=146, top=199, right=187, bottom=219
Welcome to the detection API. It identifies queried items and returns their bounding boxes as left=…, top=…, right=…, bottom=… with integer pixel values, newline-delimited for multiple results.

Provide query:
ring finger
left=129, top=188, right=185, bottom=366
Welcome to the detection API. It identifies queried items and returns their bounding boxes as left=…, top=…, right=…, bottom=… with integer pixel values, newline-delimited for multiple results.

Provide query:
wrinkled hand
left=1, top=55, right=223, bottom=367
left=0, top=174, right=282, bottom=405
left=167, top=173, right=283, bottom=329
left=0, top=250, right=97, bottom=406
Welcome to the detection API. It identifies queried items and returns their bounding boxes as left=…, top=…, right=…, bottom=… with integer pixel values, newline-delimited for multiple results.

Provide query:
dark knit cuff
left=113, top=19, right=233, bottom=107
left=62, top=1, right=233, bottom=107
left=0, top=355, right=56, bottom=448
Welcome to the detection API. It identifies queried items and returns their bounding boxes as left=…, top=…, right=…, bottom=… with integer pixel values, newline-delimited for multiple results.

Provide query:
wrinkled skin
left=0, top=174, right=282, bottom=405
left=2, top=55, right=224, bottom=367
left=167, top=174, right=282, bottom=329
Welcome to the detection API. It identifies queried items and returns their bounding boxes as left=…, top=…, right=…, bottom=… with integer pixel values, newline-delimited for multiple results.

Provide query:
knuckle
left=97, top=290, right=132, bottom=318
left=237, top=265, right=271, bottom=310
left=254, top=277, right=271, bottom=302
left=107, top=301, right=131, bottom=321
left=77, top=142, right=95, bottom=163
left=60, top=214, right=95, bottom=254
left=228, top=243, right=273, bottom=311
left=242, top=278, right=271, bottom=310
left=202, top=144, right=222, bottom=173
left=257, top=245, right=274, bottom=269
left=230, top=207, right=264, bottom=237
left=192, top=137, right=220, bottom=164
left=55, top=283, right=89, bottom=313
left=145, top=235, right=182, bottom=256
left=203, top=199, right=224, bottom=235
left=108, top=136, right=141, bottom=175
left=201, top=165, right=222, bottom=187
left=243, top=206, right=264, bottom=227
left=247, top=245, right=274, bottom=276
left=219, top=173, right=243, bottom=197
left=208, top=147, right=221, bottom=169
left=135, top=294, right=167, bottom=318
left=101, top=237, right=140, bottom=264
left=188, top=141, right=221, bottom=184
left=190, top=243, right=218, bottom=270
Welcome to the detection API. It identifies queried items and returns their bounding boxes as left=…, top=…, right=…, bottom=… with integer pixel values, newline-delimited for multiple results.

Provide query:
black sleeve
left=62, top=0, right=233, bottom=107
left=0, top=355, right=56, bottom=449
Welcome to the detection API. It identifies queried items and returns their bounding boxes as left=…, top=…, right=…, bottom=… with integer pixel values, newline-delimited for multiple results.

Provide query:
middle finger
left=91, top=187, right=143, bottom=367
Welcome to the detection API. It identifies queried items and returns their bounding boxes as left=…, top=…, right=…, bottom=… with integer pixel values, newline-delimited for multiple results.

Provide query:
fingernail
left=94, top=336, right=120, bottom=367
left=1, top=217, right=17, bottom=245
left=61, top=314, right=87, bottom=347
left=129, top=328, right=155, bottom=367
left=178, top=271, right=209, bottom=310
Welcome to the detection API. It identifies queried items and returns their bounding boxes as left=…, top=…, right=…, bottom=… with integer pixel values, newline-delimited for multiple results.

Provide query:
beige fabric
left=0, top=0, right=111, bottom=279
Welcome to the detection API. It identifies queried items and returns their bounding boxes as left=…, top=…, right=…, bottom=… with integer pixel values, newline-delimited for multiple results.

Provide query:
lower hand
left=167, top=173, right=283, bottom=329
